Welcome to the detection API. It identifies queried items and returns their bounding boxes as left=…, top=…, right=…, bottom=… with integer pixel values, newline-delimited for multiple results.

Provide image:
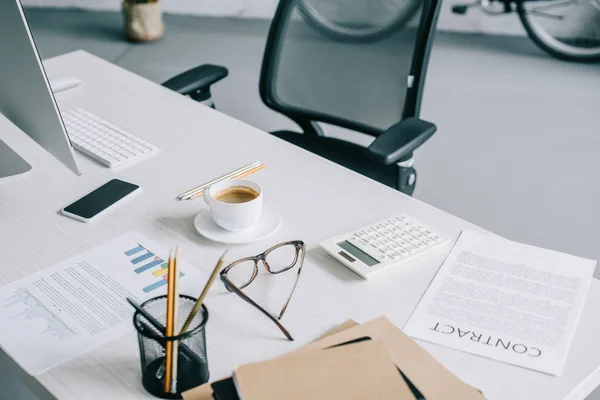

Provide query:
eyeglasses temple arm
left=226, top=280, right=294, bottom=341
left=278, top=244, right=306, bottom=320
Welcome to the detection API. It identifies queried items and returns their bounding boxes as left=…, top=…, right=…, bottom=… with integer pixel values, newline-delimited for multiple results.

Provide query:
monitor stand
left=0, top=139, right=32, bottom=182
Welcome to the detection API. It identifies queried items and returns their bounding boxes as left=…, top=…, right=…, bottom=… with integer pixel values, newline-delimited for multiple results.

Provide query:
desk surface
left=0, top=51, right=599, bottom=400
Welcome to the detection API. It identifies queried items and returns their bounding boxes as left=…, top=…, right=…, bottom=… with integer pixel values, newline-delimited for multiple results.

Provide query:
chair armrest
left=161, top=64, right=228, bottom=96
left=367, top=118, right=436, bottom=165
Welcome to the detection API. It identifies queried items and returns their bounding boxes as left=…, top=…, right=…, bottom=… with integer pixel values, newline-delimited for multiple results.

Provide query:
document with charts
left=0, top=231, right=205, bottom=375
left=403, top=230, right=595, bottom=376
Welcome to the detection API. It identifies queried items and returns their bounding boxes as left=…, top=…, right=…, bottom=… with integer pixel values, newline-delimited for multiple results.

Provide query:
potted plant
left=122, top=0, right=165, bottom=42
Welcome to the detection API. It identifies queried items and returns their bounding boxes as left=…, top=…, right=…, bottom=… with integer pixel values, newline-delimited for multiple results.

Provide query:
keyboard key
left=63, top=108, right=158, bottom=168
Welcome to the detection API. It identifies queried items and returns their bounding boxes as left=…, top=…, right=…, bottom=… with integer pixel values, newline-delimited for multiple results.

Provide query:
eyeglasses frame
left=219, top=240, right=306, bottom=341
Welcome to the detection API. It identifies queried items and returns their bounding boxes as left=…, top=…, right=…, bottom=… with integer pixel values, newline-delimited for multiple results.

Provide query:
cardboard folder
left=182, top=320, right=360, bottom=400
left=299, top=317, right=484, bottom=400
left=182, top=317, right=484, bottom=400
left=233, top=340, right=414, bottom=400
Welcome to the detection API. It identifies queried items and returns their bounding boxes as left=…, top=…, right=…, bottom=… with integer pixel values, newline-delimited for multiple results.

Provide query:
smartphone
left=61, top=179, right=140, bottom=223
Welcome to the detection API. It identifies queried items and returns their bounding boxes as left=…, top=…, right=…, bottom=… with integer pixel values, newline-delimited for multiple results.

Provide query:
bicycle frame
left=452, top=0, right=600, bottom=61
left=465, top=0, right=568, bottom=16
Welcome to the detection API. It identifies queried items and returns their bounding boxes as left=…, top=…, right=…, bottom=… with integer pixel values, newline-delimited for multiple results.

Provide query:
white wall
left=21, top=0, right=526, bottom=35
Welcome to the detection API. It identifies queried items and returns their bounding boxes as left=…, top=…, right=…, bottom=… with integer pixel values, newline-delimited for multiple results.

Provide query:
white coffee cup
left=203, top=179, right=263, bottom=232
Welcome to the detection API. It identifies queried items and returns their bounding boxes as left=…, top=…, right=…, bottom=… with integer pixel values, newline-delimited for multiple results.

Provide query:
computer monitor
left=0, top=0, right=80, bottom=181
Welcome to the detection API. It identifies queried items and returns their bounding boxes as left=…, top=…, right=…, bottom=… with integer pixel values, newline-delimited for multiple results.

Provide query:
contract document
left=403, top=230, right=595, bottom=375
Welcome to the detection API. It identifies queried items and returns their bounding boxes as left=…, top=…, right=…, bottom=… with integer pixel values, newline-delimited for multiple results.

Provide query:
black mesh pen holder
left=133, top=295, right=209, bottom=399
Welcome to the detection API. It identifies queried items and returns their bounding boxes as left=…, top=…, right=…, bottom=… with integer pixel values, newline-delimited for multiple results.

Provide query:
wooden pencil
left=164, top=250, right=175, bottom=393
left=187, top=164, right=265, bottom=200
left=179, top=250, right=228, bottom=335
left=177, top=161, right=260, bottom=200
left=170, top=248, right=180, bottom=394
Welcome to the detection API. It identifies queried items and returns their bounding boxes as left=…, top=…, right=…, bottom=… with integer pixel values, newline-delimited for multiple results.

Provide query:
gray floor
left=3, top=8, right=600, bottom=399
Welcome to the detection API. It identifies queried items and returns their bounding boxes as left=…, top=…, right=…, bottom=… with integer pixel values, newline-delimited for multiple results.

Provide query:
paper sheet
left=0, top=231, right=205, bottom=375
left=403, top=230, right=595, bottom=376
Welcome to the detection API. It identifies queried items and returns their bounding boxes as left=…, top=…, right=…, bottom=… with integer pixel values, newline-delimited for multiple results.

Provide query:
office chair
left=162, top=0, right=441, bottom=196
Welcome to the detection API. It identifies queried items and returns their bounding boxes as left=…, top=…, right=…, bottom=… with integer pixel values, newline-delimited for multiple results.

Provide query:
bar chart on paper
left=125, top=243, right=184, bottom=293
left=0, top=231, right=202, bottom=376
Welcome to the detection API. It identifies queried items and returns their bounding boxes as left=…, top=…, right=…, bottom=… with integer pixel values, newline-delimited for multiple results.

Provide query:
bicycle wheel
left=517, top=0, right=600, bottom=61
left=297, top=0, right=422, bottom=42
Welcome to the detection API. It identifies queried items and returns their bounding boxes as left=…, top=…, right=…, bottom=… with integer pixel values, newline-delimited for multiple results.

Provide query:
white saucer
left=194, top=205, right=282, bottom=244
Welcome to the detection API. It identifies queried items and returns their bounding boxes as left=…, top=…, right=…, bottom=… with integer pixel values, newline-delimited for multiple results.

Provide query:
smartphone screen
left=63, top=179, right=139, bottom=220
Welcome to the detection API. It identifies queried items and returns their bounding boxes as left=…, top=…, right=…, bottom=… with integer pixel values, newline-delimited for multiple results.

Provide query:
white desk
left=1, top=50, right=599, bottom=400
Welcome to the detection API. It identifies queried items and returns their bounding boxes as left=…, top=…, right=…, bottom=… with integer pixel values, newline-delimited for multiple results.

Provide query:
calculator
left=319, top=214, right=450, bottom=279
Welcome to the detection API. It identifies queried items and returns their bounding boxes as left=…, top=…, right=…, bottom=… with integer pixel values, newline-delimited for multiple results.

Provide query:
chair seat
left=270, top=130, right=397, bottom=189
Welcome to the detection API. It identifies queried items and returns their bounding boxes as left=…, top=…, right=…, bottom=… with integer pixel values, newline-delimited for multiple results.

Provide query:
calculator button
left=326, top=213, right=448, bottom=276
left=350, top=241, right=382, bottom=259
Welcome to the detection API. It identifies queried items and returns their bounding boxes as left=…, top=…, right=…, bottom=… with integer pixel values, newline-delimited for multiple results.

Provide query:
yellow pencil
left=170, top=248, right=180, bottom=394
left=187, top=164, right=265, bottom=200
left=177, top=161, right=260, bottom=200
left=164, top=250, right=175, bottom=393
left=179, top=250, right=228, bottom=335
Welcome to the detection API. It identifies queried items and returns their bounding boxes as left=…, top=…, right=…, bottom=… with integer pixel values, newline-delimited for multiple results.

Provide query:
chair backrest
left=260, top=0, right=442, bottom=137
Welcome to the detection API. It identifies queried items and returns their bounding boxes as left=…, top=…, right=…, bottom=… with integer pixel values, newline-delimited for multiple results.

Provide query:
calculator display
left=337, top=241, right=380, bottom=267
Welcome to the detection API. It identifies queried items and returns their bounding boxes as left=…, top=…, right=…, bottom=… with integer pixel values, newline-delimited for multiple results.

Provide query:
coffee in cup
left=214, top=186, right=260, bottom=204
left=203, top=179, right=263, bottom=232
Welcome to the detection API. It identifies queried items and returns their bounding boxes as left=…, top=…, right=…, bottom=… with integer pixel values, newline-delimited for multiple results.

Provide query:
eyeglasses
left=219, top=240, right=306, bottom=341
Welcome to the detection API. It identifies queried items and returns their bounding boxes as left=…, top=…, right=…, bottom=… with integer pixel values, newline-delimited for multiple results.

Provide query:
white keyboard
left=320, top=214, right=450, bottom=279
left=62, top=108, right=159, bottom=168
